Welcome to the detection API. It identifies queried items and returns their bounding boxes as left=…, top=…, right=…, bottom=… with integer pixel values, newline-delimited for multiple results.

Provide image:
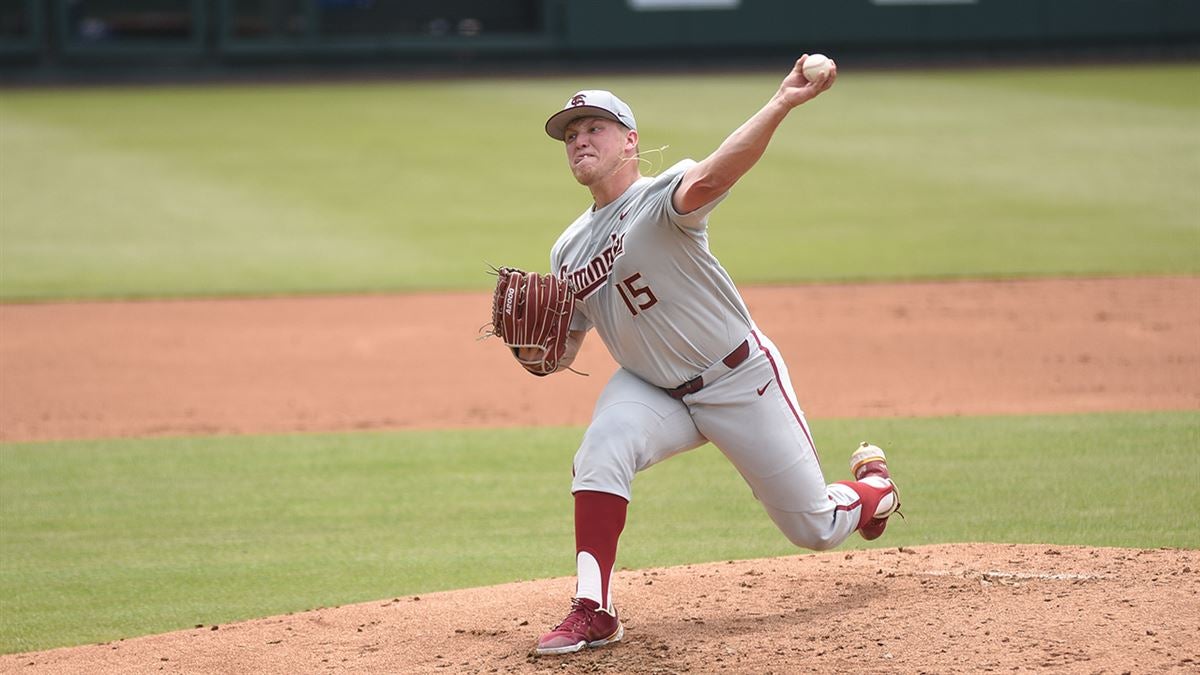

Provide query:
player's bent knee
left=571, top=461, right=633, bottom=501
left=792, top=531, right=841, bottom=552
left=571, top=411, right=652, bottom=498
left=766, top=506, right=845, bottom=551
left=776, top=522, right=841, bottom=551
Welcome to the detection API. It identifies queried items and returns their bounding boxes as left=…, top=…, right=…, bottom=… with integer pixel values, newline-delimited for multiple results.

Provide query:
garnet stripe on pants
left=750, top=330, right=819, bottom=461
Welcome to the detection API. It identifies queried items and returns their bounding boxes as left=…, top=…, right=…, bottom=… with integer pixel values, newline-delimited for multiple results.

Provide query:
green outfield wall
left=1, top=0, right=1197, bottom=71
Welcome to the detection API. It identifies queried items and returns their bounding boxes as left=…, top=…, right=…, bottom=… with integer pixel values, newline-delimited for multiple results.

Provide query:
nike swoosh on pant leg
left=757, top=380, right=773, bottom=396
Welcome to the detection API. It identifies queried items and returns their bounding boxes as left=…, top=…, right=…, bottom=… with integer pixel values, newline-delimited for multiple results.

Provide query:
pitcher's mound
left=7, top=543, right=1197, bottom=673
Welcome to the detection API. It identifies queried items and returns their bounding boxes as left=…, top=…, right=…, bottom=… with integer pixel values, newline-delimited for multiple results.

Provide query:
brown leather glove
left=487, top=267, right=576, bottom=376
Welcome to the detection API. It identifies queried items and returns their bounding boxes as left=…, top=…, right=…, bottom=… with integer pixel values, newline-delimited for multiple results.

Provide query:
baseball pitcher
left=487, top=55, right=901, bottom=656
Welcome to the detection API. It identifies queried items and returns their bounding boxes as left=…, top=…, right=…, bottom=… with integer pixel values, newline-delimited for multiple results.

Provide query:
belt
left=665, top=338, right=751, bottom=400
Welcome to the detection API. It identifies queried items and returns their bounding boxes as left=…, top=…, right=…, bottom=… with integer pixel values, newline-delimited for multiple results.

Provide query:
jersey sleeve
left=655, top=159, right=730, bottom=231
left=568, top=306, right=593, bottom=333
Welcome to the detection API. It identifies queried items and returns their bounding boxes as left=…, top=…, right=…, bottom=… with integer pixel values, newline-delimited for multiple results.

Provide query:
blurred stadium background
left=0, top=0, right=1197, bottom=80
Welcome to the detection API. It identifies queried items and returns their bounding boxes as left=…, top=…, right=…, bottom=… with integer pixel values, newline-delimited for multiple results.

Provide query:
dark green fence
left=217, top=0, right=558, bottom=56
left=0, top=0, right=42, bottom=57
left=563, top=0, right=1200, bottom=49
left=0, top=0, right=1196, bottom=68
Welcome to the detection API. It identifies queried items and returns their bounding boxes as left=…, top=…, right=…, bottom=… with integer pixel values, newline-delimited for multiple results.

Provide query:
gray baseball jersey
left=557, top=161, right=879, bottom=609
left=551, top=159, right=753, bottom=389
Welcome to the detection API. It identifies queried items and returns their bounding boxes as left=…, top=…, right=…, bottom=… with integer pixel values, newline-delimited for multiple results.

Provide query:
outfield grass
left=1, top=410, right=1195, bottom=653
left=1, top=63, right=1197, bottom=300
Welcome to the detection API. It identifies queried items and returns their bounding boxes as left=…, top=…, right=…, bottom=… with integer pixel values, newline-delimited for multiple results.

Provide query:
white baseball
left=802, top=54, right=833, bottom=83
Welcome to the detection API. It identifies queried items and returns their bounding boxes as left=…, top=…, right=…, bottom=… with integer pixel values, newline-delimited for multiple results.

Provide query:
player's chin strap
left=614, top=144, right=671, bottom=176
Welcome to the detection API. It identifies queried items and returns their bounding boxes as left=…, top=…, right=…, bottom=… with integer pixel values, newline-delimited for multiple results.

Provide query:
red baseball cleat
left=849, top=442, right=901, bottom=541
left=535, top=597, right=624, bottom=656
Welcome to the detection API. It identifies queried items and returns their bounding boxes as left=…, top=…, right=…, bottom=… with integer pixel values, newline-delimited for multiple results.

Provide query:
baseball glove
left=485, top=267, right=576, bottom=376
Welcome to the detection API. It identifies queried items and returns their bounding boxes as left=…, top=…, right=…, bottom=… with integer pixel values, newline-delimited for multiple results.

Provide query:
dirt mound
left=4, top=544, right=1196, bottom=674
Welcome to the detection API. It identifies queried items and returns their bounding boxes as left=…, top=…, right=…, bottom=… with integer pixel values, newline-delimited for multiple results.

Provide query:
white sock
left=575, top=551, right=605, bottom=608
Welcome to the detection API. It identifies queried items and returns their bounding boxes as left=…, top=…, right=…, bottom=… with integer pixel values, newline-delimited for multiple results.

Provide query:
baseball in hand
left=802, top=54, right=834, bottom=83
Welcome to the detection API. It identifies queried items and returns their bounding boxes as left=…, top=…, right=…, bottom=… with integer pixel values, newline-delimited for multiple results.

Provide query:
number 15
left=617, top=272, right=658, bottom=316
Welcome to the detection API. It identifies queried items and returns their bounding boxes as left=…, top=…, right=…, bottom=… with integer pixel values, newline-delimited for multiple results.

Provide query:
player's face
left=563, top=117, right=630, bottom=186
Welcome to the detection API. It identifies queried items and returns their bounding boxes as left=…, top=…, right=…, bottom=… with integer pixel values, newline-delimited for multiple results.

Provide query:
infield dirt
left=1, top=277, right=1198, bottom=673
left=2, top=277, right=1197, bottom=442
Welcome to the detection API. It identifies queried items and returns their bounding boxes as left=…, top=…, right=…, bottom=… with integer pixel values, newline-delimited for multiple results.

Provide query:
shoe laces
left=891, top=487, right=904, bottom=520
left=553, top=598, right=597, bottom=633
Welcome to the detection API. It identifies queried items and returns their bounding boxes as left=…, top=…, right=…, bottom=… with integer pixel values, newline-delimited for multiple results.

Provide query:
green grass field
left=1, top=411, right=1196, bottom=653
left=1, top=63, right=1198, bottom=300
left=1, top=63, right=1198, bottom=654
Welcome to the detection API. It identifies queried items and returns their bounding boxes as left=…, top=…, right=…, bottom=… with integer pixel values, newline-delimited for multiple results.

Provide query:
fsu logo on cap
left=570, top=94, right=587, bottom=107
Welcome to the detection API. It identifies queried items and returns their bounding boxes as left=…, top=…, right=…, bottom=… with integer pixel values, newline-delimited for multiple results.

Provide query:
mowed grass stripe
left=2, top=63, right=1198, bottom=301
left=1, top=410, right=1196, bottom=653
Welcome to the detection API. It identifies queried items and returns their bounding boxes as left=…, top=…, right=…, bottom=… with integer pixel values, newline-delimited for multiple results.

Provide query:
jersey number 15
left=617, top=273, right=658, bottom=316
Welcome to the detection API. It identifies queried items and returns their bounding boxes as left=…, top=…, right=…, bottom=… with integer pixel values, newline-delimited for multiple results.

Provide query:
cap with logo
left=544, top=90, right=637, bottom=141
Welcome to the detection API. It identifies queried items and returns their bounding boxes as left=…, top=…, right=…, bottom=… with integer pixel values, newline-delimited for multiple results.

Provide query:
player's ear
left=625, top=129, right=638, bottom=155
